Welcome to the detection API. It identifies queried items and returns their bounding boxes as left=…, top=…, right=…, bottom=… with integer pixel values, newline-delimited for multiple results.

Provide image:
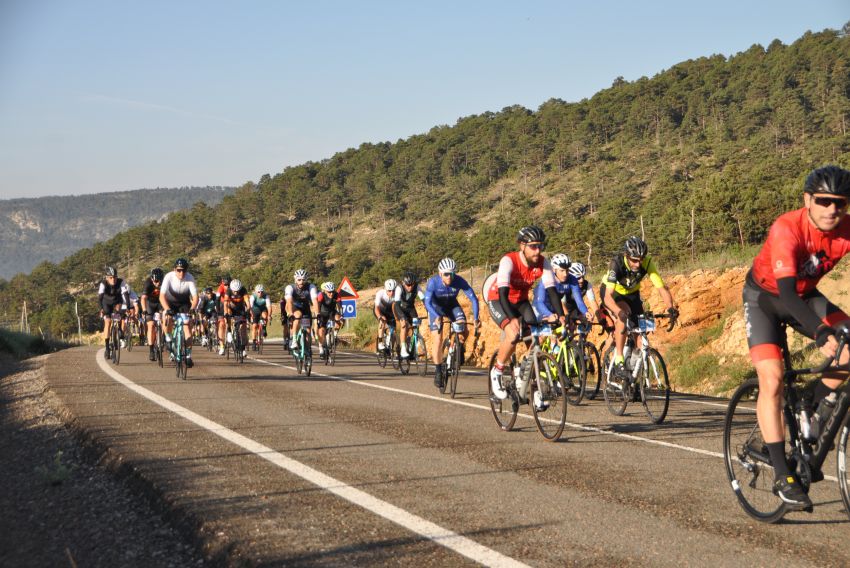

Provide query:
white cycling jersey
left=161, top=271, right=198, bottom=303
left=375, top=289, right=393, bottom=309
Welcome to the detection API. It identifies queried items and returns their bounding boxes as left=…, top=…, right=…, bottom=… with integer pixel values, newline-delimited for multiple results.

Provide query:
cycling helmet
left=550, top=253, right=571, bottom=269
left=517, top=225, right=546, bottom=243
left=402, top=271, right=417, bottom=286
left=255, top=284, right=264, bottom=293
left=569, top=262, right=587, bottom=278
left=294, top=269, right=308, bottom=281
left=204, top=286, right=213, bottom=294
left=321, top=281, right=335, bottom=292
left=150, top=267, right=164, bottom=281
left=229, top=279, right=243, bottom=293
left=437, top=257, right=457, bottom=274
left=174, top=257, right=189, bottom=270
left=220, top=273, right=232, bottom=284
left=624, top=236, right=648, bottom=259
left=804, top=165, right=850, bottom=196
left=105, top=266, right=117, bottom=277
left=384, top=279, right=398, bottom=292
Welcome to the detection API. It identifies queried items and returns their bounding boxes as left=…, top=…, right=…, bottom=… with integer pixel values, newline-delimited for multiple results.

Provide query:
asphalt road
left=44, top=343, right=850, bottom=567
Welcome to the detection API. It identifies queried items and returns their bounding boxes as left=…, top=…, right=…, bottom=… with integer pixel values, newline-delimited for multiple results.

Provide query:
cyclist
left=198, top=287, right=220, bottom=346
left=141, top=267, right=164, bottom=361
left=279, top=293, right=290, bottom=351
left=223, top=278, right=250, bottom=357
left=531, top=253, right=591, bottom=328
left=486, top=226, right=561, bottom=399
left=599, top=236, right=678, bottom=383
left=160, top=258, right=200, bottom=367
left=98, top=266, right=130, bottom=353
left=125, top=284, right=142, bottom=345
left=744, top=165, right=850, bottom=510
left=285, top=269, right=319, bottom=351
left=214, top=275, right=231, bottom=353
left=373, top=279, right=397, bottom=355
left=424, top=258, right=480, bottom=389
left=317, top=281, right=343, bottom=358
left=249, top=284, right=272, bottom=348
left=393, top=271, right=424, bottom=359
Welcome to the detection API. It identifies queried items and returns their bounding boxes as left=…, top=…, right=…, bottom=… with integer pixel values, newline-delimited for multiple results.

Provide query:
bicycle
left=602, top=312, right=672, bottom=424
left=203, top=315, right=219, bottom=352
left=540, top=324, right=586, bottom=406
left=124, top=312, right=137, bottom=352
left=375, top=325, right=396, bottom=369
left=292, top=316, right=315, bottom=377
left=723, top=324, right=850, bottom=523
left=575, top=321, right=603, bottom=400
left=252, top=317, right=266, bottom=355
left=487, top=322, right=568, bottom=441
left=439, top=319, right=476, bottom=398
left=106, top=310, right=122, bottom=364
left=322, top=317, right=339, bottom=366
left=399, top=317, right=428, bottom=377
left=151, top=313, right=165, bottom=368
left=226, top=315, right=248, bottom=364
left=171, top=312, right=191, bottom=380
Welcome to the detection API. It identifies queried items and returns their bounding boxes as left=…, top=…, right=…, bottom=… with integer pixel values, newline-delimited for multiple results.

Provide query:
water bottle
left=629, top=348, right=641, bottom=370
left=811, top=391, right=838, bottom=439
left=797, top=401, right=814, bottom=441
left=552, top=343, right=561, bottom=356
left=622, top=345, right=632, bottom=369
left=516, top=358, right=532, bottom=399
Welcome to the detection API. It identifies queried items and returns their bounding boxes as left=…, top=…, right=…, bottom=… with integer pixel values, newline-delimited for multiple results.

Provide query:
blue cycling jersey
left=531, top=273, right=587, bottom=318
left=423, top=274, right=479, bottom=321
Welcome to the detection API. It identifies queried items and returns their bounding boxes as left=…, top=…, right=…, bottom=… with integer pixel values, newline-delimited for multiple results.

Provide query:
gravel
left=0, top=354, right=206, bottom=568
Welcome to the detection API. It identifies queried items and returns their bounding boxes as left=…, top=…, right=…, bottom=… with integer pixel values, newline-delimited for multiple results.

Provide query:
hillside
left=0, top=24, right=849, bottom=358
left=0, top=186, right=235, bottom=279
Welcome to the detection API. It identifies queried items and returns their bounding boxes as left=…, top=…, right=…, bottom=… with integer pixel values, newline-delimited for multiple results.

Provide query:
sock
left=615, top=354, right=625, bottom=364
left=765, top=441, right=791, bottom=478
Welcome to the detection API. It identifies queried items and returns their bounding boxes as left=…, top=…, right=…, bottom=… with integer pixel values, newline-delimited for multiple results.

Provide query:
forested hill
left=0, top=186, right=235, bottom=279
left=2, top=25, right=849, bottom=336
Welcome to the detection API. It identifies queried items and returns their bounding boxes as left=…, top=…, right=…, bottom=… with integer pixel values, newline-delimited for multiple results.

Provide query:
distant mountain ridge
left=0, top=186, right=235, bottom=279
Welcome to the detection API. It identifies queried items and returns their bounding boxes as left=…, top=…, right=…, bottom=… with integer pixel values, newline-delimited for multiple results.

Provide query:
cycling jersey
left=317, top=291, right=341, bottom=314
left=485, top=251, right=554, bottom=304
left=393, top=284, right=424, bottom=310
left=199, top=297, right=218, bottom=317
left=601, top=255, right=664, bottom=296
left=424, top=274, right=479, bottom=321
left=532, top=273, right=587, bottom=319
left=141, top=278, right=162, bottom=313
left=249, top=292, right=270, bottom=312
left=285, top=283, right=318, bottom=312
left=161, top=271, right=198, bottom=305
left=225, top=286, right=249, bottom=315
left=374, top=289, right=394, bottom=312
left=98, top=278, right=130, bottom=311
left=750, top=207, right=850, bottom=296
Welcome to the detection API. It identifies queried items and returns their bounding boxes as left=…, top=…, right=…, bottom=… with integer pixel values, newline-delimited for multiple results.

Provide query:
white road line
left=251, top=352, right=841, bottom=483
left=95, top=350, right=529, bottom=568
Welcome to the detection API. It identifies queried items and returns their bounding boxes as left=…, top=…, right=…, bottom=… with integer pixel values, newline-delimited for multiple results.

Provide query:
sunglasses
left=813, top=196, right=848, bottom=210
left=524, top=242, right=545, bottom=251
left=175, top=269, right=185, bottom=273
left=441, top=272, right=454, bottom=277
left=627, top=256, right=643, bottom=263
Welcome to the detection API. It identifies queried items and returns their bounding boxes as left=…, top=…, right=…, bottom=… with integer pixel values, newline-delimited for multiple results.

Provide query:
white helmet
left=321, top=281, right=335, bottom=292
left=255, top=284, right=264, bottom=293
left=568, top=262, right=587, bottom=278
left=229, top=279, right=242, bottom=293
left=438, top=257, right=457, bottom=274
left=550, top=253, right=571, bottom=269
left=384, top=279, right=397, bottom=292
left=294, top=269, right=307, bottom=281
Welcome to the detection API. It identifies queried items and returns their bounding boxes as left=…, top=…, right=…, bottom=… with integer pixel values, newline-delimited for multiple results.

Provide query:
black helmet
left=402, top=271, right=417, bottom=286
left=174, top=258, right=189, bottom=270
left=150, top=267, right=164, bottom=281
left=221, top=273, right=232, bottom=284
left=105, top=266, right=117, bottom=277
left=204, top=286, right=213, bottom=294
left=804, top=165, right=850, bottom=196
left=517, top=225, right=546, bottom=243
left=624, top=236, right=648, bottom=259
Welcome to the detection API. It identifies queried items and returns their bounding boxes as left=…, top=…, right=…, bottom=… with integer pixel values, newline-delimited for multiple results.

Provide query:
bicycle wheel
left=562, top=342, right=587, bottom=406
left=304, top=335, right=313, bottom=377
left=838, top=424, right=850, bottom=522
left=376, top=335, right=388, bottom=368
left=415, top=333, right=428, bottom=377
left=399, top=335, right=411, bottom=375
left=640, top=348, right=670, bottom=424
left=156, top=327, right=164, bottom=368
left=488, top=353, right=518, bottom=431
left=390, top=333, right=400, bottom=371
left=328, top=329, right=337, bottom=366
left=530, top=352, right=567, bottom=441
left=602, top=345, right=627, bottom=416
left=723, top=378, right=786, bottom=523
left=111, top=325, right=121, bottom=365
left=126, top=323, right=133, bottom=352
left=449, top=337, right=461, bottom=399
left=175, top=332, right=186, bottom=379
left=257, top=333, right=264, bottom=355
left=583, top=342, right=602, bottom=400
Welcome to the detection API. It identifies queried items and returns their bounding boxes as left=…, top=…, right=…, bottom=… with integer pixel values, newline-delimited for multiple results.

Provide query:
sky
left=0, top=1, right=847, bottom=199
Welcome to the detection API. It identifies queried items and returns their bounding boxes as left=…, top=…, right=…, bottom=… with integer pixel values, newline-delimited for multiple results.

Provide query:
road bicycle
left=106, top=310, right=122, bottom=364
left=540, top=324, right=586, bottom=406
left=439, top=319, right=478, bottom=398
left=292, top=316, right=315, bottom=376
left=124, top=312, right=138, bottom=352
left=375, top=325, right=397, bottom=369
left=399, top=317, right=428, bottom=377
left=203, top=315, right=219, bottom=352
left=252, top=317, right=266, bottom=355
left=602, top=312, right=672, bottom=424
left=723, top=324, right=850, bottom=523
left=321, top=317, right=339, bottom=366
left=151, top=313, right=165, bottom=367
left=574, top=321, right=603, bottom=400
left=226, top=315, right=248, bottom=364
left=487, top=322, right=568, bottom=441
left=171, top=312, right=191, bottom=380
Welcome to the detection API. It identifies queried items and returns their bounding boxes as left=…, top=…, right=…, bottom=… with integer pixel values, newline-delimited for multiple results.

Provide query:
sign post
left=338, top=277, right=359, bottom=322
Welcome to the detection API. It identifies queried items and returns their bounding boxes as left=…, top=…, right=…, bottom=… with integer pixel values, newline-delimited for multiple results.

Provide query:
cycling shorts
left=392, top=303, right=418, bottom=324
left=428, top=301, right=466, bottom=331
left=486, top=298, right=535, bottom=330
left=375, top=304, right=395, bottom=325
left=743, top=281, right=849, bottom=363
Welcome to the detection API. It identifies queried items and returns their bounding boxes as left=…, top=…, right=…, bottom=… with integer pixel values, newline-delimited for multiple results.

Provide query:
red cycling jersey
left=750, top=207, right=850, bottom=296
left=486, top=251, right=551, bottom=303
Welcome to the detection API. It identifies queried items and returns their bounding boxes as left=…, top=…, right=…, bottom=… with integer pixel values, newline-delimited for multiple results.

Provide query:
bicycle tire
left=376, top=334, right=388, bottom=368
left=390, top=332, right=400, bottom=371
left=126, top=323, right=133, bottom=352
left=583, top=341, right=602, bottom=400
left=563, top=342, right=587, bottom=406
left=640, top=348, right=670, bottom=424
left=530, top=352, right=567, bottom=441
left=415, top=332, right=428, bottom=377
left=111, top=325, right=121, bottom=365
left=328, top=329, right=337, bottom=366
left=399, top=335, right=411, bottom=375
left=723, top=377, right=786, bottom=523
left=838, top=423, right=850, bottom=522
left=305, top=334, right=313, bottom=377
left=156, top=326, right=164, bottom=368
left=488, top=352, right=518, bottom=431
left=602, top=345, right=627, bottom=416
left=449, top=336, right=461, bottom=399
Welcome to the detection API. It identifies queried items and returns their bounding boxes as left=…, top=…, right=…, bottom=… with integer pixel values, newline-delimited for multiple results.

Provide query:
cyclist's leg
left=429, top=311, right=445, bottom=364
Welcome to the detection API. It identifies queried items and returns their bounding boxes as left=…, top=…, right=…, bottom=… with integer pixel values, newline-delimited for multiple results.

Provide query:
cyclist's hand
left=165, top=309, right=174, bottom=316
left=820, top=335, right=839, bottom=359
left=585, top=310, right=595, bottom=322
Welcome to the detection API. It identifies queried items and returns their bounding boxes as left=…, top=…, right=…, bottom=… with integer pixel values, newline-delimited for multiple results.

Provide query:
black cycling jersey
left=200, top=297, right=218, bottom=316
left=394, top=285, right=419, bottom=311
left=226, top=287, right=249, bottom=315
left=319, top=290, right=341, bottom=313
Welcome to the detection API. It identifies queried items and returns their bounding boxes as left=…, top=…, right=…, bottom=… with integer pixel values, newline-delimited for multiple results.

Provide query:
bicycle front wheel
left=376, top=335, right=388, bottom=368
left=583, top=342, right=602, bottom=400
left=562, top=342, right=587, bottom=406
left=723, top=378, right=786, bottom=523
left=390, top=333, right=400, bottom=371
left=531, top=353, right=567, bottom=441
left=838, top=424, right=850, bottom=522
left=111, top=326, right=121, bottom=365
left=602, top=345, right=627, bottom=416
left=488, top=353, right=518, bottom=431
left=640, top=348, right=670, bottom=424
left=415, top=333, right=428, bottom=377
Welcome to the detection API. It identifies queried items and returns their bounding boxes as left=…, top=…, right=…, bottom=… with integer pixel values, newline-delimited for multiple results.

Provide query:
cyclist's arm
left=457, top=276, right=479, bottom=321
left=310, top=285, right=319, bottom=320
left=546, top=285, right=566, bottom=318
left=97, top=282, right=106, bottom=311
left=495, top=256, right=520, bottom=318
left=567, top=278, right=588, bottom=315
left=777, top=277, right=826, bottom=341
left=374, top=291, right=384, bottom=319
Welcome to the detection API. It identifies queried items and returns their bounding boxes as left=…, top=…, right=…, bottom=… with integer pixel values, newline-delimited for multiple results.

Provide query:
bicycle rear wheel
left=488, top=353, right=518, bottom=431
left=602, top=345, right=627, bottom=416
left=531, top=353, right=567, bottom=441
left=583, top=342, right=602, bottom=400
left=723, top=378, right=786, bottom=523
left=562, top=342, right=586, bottom=406
left=640, top=348, right=670, bottom=424
left=126, top=323, right=134, bottom=352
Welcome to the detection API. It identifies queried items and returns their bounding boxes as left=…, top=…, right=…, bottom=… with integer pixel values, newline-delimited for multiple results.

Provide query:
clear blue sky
left=1, top=1, right=847, bottom=198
